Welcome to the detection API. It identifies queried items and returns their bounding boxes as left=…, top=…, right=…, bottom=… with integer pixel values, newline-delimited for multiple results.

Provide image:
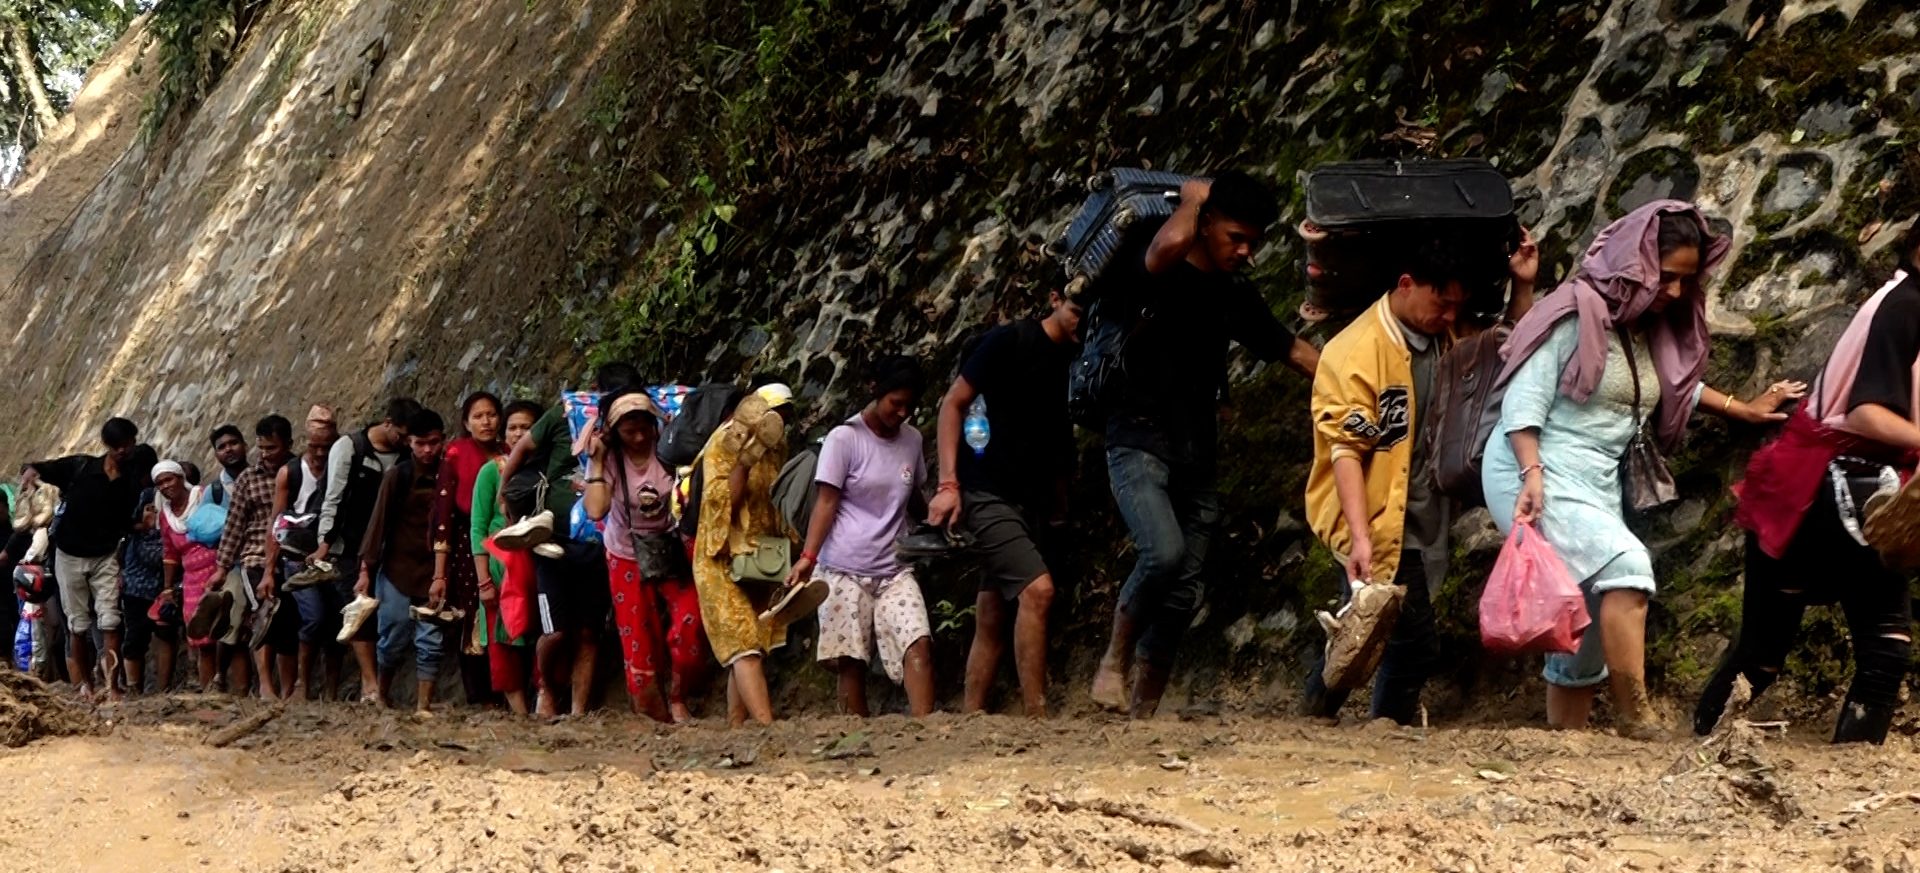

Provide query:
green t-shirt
left=470, top=460, right=505, bottom=575
left=528, top=407, right=581, bottom=520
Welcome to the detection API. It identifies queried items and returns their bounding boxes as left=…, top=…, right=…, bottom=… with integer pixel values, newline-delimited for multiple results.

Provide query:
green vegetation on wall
left=139, top=0, right=266, bottom=142
left=561, top=0, right=861, bottom=377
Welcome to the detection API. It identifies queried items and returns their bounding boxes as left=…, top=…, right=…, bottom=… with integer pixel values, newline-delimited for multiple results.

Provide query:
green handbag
left=729, top=536, right=791, bottom=588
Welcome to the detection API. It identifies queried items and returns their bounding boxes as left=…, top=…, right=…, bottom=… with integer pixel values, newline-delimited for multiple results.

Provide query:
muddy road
left=4, top=689, right=1920, bottom=872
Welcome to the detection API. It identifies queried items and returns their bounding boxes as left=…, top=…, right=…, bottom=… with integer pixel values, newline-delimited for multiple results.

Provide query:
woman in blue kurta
left=1483, top=200, right=1803, bottom=738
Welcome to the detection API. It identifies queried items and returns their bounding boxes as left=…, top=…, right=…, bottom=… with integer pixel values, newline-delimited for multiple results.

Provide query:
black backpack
left=676, top=464, right=704, bottom=541
left=1054, top=171, right=1194, bottom=427
left=327, top=430, right=383, bottom=551
left=502, top=466, right=547, bottom=520
left=283, top=454, right=329, bottom=516
left=277, top=455, right=328, bottom=555
left=658, top=384, right=745, bottom=468
left=1065, top=292, right=1149, bottom=427
left=770, top=421, right=856, bottom=541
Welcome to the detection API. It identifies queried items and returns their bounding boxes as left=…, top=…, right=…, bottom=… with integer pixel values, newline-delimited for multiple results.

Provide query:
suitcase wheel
left=1086, top=171, right=1111, bottom=193
left=1064, top=275, right=1088, bottom=298
left=1113, top=205, right=1137, bottom=230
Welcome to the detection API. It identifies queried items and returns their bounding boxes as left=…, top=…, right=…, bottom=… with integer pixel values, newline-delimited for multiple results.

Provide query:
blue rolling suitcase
left=1051, top=168, right=1199, bottom=296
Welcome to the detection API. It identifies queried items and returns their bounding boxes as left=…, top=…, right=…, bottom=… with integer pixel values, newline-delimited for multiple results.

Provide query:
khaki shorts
left=53, top=549, right=122, bottom=634
left=217, top=567, right=261, bottom=647
left=814, top=565, right=930, bottom=684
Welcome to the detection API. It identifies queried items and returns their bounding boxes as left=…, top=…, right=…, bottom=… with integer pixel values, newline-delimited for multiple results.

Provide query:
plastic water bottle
left=964, top=397, right=991, bottom=457
left=12, top=611, right=30, bottom=672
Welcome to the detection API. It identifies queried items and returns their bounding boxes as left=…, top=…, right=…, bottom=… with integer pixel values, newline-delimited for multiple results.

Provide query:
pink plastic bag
left=1479, top=523, right=1590, bottom=655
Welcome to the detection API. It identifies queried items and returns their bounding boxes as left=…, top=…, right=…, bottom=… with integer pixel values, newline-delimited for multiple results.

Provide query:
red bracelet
left=801, top=550, right=818, bottom=563
left=936, top=481, right=960, bottom=494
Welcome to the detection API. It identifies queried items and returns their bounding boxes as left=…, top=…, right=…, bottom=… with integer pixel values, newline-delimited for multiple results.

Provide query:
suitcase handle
left=1454, top=180, right=1477, bottom=209
left=1347, top=181, right=1373, bottom=212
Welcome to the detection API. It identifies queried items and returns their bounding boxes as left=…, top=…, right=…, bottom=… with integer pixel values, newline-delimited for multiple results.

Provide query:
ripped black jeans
left=1695, top=483, right=1913, bottom=741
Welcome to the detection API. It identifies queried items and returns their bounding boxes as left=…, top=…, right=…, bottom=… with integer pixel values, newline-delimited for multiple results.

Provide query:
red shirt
left=431, top=436, right=499, bottom=549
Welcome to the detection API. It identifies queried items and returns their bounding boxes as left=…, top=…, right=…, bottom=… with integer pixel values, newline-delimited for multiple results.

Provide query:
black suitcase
left=1052, top=168, right=1198, bottom=295
left=1300, top=159, right=1519, bottom=322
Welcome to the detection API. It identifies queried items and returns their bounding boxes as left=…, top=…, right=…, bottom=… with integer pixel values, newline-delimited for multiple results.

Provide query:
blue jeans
left=1301, top=550, right=1438, bottom=725
left=287, top=558, right=347, bottom=645
left=1542, top=570, right=1658, bottom=689
left=375, top=574, right=443, bottom=681
left=1106, top=447, right=1223, bottom=670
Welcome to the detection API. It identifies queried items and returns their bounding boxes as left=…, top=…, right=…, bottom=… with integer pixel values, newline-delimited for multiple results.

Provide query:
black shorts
left=120, top=595, right=176, bottom=662
left=535, top=539, right=610, bottom=635
left=964, top=491, right=1052, bottom=601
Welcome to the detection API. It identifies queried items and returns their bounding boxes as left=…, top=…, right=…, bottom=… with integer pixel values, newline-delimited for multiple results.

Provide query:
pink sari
left=161, top=495, right=221, bottom=648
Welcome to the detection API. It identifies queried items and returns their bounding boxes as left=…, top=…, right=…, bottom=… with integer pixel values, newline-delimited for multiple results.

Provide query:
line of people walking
left=0, top=171, right=1913, bottom=743
left=0, top=354, right=1069, bottom=724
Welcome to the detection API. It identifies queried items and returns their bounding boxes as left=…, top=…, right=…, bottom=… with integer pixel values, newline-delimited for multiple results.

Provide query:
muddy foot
left=1089, top=662, right=1128, bottom=713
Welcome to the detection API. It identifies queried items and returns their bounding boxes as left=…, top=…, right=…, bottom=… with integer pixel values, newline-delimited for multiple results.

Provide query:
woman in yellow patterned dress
left=692, top=389, right=795, bottom=726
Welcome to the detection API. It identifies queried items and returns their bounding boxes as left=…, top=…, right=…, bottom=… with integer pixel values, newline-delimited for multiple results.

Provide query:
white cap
left=754, top=383, right=795, bottom=409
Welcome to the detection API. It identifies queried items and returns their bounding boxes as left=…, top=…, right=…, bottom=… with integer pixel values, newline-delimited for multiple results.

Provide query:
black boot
left=1832, top=700, right=1897, bottom=745
left=1693, top=664, right=1777, bottom=736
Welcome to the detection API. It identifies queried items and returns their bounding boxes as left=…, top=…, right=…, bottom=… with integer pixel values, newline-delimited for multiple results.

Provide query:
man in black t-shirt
left=929, top=289, right=1083, bottom=718
left=23, top=417, right=144, bottom=700
left=1088, top=170, right=1319, bottom=718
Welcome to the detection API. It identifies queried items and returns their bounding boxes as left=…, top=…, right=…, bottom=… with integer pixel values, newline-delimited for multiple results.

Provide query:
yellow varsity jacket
left=1306, top=295, right=1428, bottom=584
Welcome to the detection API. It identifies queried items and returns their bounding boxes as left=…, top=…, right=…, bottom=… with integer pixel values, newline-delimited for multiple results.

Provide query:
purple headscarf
left=1495, top=199, right=1730, bottom=450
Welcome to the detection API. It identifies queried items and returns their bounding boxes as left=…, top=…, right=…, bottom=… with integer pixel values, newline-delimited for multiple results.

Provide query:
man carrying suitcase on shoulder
left=1087, top=170, right=1320, bottom=718
left=1301, top=234, right=1538, bottom=725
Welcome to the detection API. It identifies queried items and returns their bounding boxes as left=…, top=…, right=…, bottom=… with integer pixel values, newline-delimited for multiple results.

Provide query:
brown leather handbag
left=1427, top=324, right=1512, bottom=507
left=1618, top=330, right=1679, bottom=512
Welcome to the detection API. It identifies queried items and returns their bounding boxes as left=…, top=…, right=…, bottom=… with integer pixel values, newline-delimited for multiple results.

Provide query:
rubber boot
left=1831, top=700, right=1896, bottom=745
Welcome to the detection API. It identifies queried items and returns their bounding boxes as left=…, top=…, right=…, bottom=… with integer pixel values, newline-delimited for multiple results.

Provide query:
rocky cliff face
left=1, top=0, right=1915, bottom=707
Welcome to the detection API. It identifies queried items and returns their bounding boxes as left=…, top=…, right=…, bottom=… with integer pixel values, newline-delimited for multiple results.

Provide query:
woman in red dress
left=431, top=392, right=504, bottom=706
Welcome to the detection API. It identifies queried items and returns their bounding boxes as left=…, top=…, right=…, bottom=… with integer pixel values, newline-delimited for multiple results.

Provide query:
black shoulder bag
left=1618, top=329, right=1679, bottom=512
left=615, top=452, right=691, bottom=580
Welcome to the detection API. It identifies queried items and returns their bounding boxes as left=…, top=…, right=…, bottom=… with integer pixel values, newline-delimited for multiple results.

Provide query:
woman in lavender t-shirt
left=788, top=356, right=934, bottom=717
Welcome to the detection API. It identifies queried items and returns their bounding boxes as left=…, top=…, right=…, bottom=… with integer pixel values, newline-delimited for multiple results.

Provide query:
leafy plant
left=574, top=0, right=851, bottom=377
left=930, top=599, right=976, bottom=637
left=139, top=0, right=260, bottom=142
